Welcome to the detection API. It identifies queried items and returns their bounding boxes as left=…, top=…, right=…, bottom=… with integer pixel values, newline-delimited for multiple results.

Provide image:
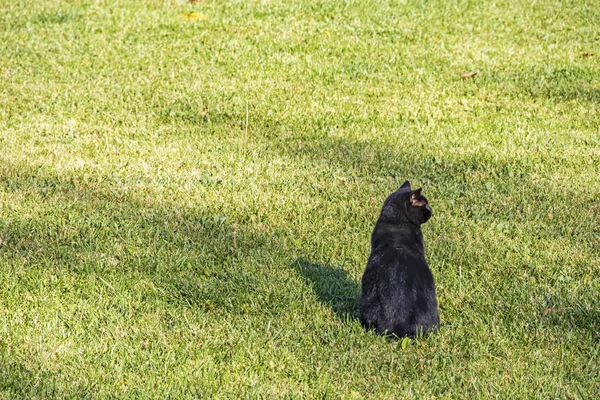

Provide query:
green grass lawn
left=1, top=0, right=599, bottom=397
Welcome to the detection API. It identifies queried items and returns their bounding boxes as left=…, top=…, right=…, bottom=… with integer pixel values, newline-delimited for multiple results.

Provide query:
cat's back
left=368, top=220, right=426, bottom=266
left=363, top=233, right=431, bottom=292
left=361, top=221, right=428, bottom=300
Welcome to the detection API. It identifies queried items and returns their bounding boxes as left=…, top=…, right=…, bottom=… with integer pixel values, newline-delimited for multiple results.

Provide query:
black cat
left=359, top=180, right=439, bottom=338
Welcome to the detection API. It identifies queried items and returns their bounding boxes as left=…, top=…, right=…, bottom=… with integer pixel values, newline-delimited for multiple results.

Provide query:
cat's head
left=379, top=180, right=432, bottom=225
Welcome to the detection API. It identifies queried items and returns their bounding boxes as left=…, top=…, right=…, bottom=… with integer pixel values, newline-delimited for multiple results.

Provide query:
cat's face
left=382, top=180, right=432, bottom=225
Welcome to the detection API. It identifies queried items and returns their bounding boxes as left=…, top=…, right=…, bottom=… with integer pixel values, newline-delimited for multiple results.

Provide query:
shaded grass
left=294, top=259, right=360, bottom=321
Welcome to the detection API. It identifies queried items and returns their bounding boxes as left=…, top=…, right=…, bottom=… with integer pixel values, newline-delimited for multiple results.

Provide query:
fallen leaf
left=461, top=71, right=478, bottom=80
left=401, top=337, right=411, bottom=349
left=181, top=12, right=207, bottom=20
left=543, top=308, right=552, bottom=316
left=581, top=52, right=594, bottom=57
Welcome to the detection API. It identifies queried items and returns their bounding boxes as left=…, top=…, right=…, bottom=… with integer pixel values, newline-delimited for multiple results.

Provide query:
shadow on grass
left=549, top=86, right=600, bottom=103
left=481, top=66, right=600, bottom=104
left=0, top=158, right=303, bottom=394
left=0, top=359, right=88, bottom=399
left=544, top=301, right=600, bottom=340
left=0, top=159, right=280, bottom=316
left=0, top=362, right=54, bottom=398
left=293, top=258, right=360, bottom=321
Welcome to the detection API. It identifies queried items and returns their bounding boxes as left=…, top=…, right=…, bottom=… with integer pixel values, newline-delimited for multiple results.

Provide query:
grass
left=0, top=0, right=599, bottom=397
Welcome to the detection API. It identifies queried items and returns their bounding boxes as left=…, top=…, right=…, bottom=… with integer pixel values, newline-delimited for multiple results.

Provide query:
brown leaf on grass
left=461, top=71, right=478, bottom=80
left=581, top=52, right=594, bottom=57
left=542, top=308, right=553, bottom=316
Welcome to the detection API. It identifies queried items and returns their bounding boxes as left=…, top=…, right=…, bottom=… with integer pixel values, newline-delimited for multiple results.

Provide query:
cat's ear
left=400, top=180, right=411, bottom=191
left=410, top=188, right=427, bottom=207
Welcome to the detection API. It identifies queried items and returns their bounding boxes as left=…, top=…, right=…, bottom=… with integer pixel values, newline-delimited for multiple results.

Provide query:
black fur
left=359, top=180, right=439, bottom=338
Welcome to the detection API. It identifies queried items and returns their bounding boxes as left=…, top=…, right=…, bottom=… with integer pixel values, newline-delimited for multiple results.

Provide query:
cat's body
left=359, top=181, right=439, bottom=338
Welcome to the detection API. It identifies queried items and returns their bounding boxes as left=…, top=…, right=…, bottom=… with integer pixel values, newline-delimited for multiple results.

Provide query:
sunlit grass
left=1, top=0, right=599, bottom=398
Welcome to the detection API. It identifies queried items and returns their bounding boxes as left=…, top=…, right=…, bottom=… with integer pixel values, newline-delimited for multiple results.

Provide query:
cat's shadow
left=293, top=258, right=360, bottom=321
